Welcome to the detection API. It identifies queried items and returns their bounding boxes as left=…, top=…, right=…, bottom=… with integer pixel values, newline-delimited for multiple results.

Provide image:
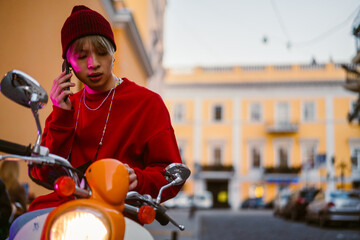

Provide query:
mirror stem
left=156, top=181, right=175, bottom=204
left=156, top=175, right=183, bottom=204
left=30, top=93, right=43, bottom=155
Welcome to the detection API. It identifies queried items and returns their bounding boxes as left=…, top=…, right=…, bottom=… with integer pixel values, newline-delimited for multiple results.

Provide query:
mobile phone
left=62, top=59, right=71, bottom=102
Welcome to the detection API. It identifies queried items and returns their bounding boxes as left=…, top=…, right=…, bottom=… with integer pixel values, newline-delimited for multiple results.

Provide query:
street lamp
left=336, top=160, right=348, bottom=189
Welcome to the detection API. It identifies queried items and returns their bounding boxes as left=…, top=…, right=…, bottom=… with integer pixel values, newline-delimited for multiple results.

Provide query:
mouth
left=88, top=73, right=102, bottom=82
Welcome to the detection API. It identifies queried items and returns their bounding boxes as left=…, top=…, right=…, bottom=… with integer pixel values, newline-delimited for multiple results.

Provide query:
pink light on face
left=87, top=52, right=100, bottom=70
left=68, top=57, right=81, bottom=73
left=66, top=38, right=115, bottom=93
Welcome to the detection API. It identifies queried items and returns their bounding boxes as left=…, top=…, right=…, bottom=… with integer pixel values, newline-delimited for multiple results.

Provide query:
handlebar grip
left=0, top=139, right=32, bottom=156
left=155, top=205, right=170, bottom=226
left=155, top=211, right=170, bottom=226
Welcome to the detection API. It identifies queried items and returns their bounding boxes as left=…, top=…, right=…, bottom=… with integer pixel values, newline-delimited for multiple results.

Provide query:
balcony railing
left=266, top=122, right=298, bottom=133
left=264, top=166, right=301, bottom=174
left=342, top=64, right=360, bottom=93
left=201, top=164, right=234, bottom=172
left=194, top=164, right=235, bottom=180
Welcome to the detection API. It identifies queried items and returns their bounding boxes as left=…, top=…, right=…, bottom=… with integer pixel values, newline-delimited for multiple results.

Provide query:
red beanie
left=61, top=5, right=116, bottom=59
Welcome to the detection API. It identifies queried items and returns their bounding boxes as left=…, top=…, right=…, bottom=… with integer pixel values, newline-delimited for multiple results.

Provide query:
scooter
left=0, top=70, right=191, bottom=240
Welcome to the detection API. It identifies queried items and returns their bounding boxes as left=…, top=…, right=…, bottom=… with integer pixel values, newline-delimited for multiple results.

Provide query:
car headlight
left=49, top=207, right=111, bottom=240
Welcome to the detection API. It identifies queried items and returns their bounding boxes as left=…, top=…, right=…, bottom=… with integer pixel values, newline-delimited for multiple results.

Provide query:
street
left=145, top=209, right=360, bottom=240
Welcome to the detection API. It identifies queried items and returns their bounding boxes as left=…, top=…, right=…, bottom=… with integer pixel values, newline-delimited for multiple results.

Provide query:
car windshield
left=330, top=191, right=360, bottom=199
left=300, top=190, right=318, bottom=200
left=281, top=195, right=290, bottom=200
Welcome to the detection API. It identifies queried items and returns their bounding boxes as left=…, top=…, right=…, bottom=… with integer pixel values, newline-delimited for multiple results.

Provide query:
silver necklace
left=68, top=77, right=121, bottom=161
left=83, top=84, right=116, bottom=111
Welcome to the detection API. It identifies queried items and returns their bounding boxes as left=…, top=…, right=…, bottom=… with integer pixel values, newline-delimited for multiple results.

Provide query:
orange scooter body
left=40, top=158, right=129, bottom=240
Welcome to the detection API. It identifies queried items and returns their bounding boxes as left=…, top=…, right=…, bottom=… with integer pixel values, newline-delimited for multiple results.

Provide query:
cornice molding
left=102, top=0, right=154, bottom=77
left=165, top=80, right=345, bottom=89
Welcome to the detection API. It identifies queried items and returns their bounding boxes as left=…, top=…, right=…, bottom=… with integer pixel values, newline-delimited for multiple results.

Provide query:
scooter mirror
left=1, top=70, right=48, bottom=109
left=164, top=163, right=191, bottom=185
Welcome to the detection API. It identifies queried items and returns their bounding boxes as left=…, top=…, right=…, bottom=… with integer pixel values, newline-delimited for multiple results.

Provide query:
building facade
left=164, top=62, right=360, bottom=210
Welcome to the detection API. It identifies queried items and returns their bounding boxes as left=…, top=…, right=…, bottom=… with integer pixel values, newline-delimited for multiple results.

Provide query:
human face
left=67, top=38, right=115, bottom=93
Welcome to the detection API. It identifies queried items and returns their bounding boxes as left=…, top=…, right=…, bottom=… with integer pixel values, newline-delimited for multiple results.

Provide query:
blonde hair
left=66, top=35, right=115, bottom=60
left=0, top=161, right=20, bottom=191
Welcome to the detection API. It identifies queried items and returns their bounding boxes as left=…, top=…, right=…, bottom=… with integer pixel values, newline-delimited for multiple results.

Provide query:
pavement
left=145, top=208, right=360, bottom=240
left=144, top=208, right=200, bottom=240
left=144, top=208, right=240, bottom=240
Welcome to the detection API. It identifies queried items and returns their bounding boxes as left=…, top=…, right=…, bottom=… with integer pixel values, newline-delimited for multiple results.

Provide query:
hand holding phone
left=62, top=60, right=71, bottom=102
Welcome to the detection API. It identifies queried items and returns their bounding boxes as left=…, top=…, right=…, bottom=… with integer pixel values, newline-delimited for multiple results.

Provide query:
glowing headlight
left=49, top=207, right=110, bottom=240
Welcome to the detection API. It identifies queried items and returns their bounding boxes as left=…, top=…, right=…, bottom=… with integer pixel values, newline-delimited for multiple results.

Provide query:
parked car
left=305, top=189, right=360, bottom=227
left=240, top=197, right=266, bottom=209
left=163, top=191, right=191, bottom=209
left=273, top=189, right=291, bottom=216
left=192, top=191, right=213, bottom=209
left=282, top=187, right=320, bottom=220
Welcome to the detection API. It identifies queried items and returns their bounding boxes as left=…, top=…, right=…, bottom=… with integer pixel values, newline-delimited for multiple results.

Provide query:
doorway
left=206, top=179, right=230, bottom=208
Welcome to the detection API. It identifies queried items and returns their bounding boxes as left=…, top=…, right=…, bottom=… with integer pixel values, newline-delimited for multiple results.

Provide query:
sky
left=163, top=0, right=360, bottom=67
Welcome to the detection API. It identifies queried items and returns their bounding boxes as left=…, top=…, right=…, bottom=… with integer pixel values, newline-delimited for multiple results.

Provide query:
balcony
left=195, top=164, right=234, bottom=180
left=264, top=166, right=301, bottom=174
left=341, top=65, right=360, bottom=122
left=342, top=64, right=360, bottom=93
left=201, top=165, right=234, bottom=172
left=266, top=122, right=298, bottom=133
left=263, top=166, right=301, bottom=184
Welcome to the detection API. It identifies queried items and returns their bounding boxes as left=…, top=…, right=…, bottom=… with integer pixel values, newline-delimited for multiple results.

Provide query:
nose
left=87, top=53, right=100, bottom=69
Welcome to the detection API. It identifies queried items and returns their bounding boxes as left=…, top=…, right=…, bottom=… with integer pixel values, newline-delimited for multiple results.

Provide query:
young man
left=29, top=5, right=183, bottom=210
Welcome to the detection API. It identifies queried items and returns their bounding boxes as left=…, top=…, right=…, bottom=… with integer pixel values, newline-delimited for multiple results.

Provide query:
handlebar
left=0, top=139, right=32, bottom=156
left=124, top=191, right=185, bottom=231
left=0, top=139, right=186, bottom=231
left=0, top=144, right=90, bottom=197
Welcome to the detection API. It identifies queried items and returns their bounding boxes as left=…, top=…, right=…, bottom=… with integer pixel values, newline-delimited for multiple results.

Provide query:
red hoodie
left=29, top=78, right=182, bottom=211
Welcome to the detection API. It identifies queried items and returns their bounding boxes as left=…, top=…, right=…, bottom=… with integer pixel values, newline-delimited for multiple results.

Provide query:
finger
left=51, top=85, right=70, bottom=105
left=53, top=79, right=75, bottom=101
left=128, top=168, right=135, bottom=175
left=59, top=90, right=74, bottom=101
left=129, top=173, right=137, bottom=182
left=53, top=71, right=67, bottom=85
left=51, top=73, right=70, bottom=96
left=124, top=164, right=133, bottom=173
left=129, top=179, right=138, bottom=191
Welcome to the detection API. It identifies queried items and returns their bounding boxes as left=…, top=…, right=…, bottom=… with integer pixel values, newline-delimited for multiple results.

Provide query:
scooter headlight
left=49, top=207, right=111, bottom=240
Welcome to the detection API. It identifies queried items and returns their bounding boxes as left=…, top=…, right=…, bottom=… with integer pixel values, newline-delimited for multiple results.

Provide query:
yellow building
left=164, top=62, right=360, bottom=209
left=0, top=0, right=166, bottom=198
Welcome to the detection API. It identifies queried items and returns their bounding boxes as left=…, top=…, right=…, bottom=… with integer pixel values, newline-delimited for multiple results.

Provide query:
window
left=350, top=100, right=360, bottom=119
left=351, top=147, right=360, bottom=169
left=251, top=146, right=261, bottom=168
left=212, top=104, right=223, bottom=122
left=250, top=103, right=262, bottom=122
left=247, top=140, right=265, bottom=170
left=173, top=103, right=185, bottom=122
left=349, top=139, right=360, bottom=169
left=301, top=141, right=317, bottom=169
left=278, top=147, right=288, bottom=168
left=276, top=102, right=290, bottom=126
left=274, top=139, right=291, bottom=168
left=303, top=102, right=315, bottom=122
left=213, top=147, right=222, bottom=165
left=208, top=141, right=225, bottom=165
